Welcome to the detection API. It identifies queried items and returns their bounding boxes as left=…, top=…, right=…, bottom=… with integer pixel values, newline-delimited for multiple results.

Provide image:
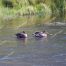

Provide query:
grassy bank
left=0, top=0, right=66, bottom=28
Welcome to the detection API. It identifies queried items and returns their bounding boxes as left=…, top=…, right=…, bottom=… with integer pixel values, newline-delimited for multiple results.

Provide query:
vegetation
left=0, top=0, right=66, bottom=28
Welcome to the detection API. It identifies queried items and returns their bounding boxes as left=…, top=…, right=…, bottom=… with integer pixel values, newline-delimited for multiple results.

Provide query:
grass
left=0, top=0, right=66, bottom=28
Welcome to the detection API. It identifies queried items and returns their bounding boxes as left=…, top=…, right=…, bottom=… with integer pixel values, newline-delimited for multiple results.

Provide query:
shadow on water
left=15, top=38, right=28, bottom=47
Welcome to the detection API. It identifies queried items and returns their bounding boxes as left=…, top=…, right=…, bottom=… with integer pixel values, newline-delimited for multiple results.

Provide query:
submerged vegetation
left=0, top=0, right=66, bottom=28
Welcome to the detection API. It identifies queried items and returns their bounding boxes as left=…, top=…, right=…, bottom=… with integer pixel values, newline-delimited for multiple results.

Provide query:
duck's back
left=16, top=33, right=27, bottom=38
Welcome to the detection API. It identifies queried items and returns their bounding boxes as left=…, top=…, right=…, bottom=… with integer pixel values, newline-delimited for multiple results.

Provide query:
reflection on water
left=2, top=16, right=46, bottom=28
left=0, top=27, right=66, bottom=66
left=16, top=38, right=28, bottom=47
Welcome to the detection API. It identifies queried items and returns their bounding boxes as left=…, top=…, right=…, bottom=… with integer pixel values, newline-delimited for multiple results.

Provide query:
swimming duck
left=33, top=31, right=47, bottom=38
left=16, top=31, right=27, bottom=39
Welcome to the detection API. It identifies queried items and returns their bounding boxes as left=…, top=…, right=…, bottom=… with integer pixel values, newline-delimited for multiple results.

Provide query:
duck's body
left=16, top=33, right=27, bottom=39
left=33, top=31, right=47, bottom=38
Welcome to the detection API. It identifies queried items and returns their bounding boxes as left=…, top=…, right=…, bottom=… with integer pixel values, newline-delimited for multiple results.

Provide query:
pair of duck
left=16, top=31, right=48, bottom=39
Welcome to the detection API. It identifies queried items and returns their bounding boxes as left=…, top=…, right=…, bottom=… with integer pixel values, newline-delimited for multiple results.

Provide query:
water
left=0, top=26, right=66, bottom=66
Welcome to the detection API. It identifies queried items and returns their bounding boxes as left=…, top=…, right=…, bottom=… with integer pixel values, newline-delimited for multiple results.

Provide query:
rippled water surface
left=0, top=26, right=66, bottom=66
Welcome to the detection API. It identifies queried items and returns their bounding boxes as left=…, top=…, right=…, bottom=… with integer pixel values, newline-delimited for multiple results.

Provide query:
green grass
left=0, top=0, right=66, bottom=28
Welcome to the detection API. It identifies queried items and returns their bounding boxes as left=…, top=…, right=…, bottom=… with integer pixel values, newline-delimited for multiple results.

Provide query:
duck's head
left=42, top=30, right=46, bottom=33
left=22, top=31, right=25, bottom=33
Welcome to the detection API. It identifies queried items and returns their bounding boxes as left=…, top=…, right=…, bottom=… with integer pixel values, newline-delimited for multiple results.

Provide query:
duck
left=16, top=31, right=27, bottom=39
left=33, top=31, right=47, bottom=38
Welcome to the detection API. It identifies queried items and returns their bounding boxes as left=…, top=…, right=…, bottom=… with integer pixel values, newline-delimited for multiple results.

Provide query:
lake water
left=0, top=26, right=66, bottom=66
